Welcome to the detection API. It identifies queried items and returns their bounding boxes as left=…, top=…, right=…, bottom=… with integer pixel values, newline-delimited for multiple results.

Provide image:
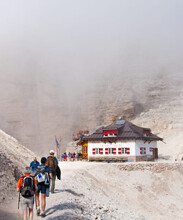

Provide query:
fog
left=0, top=0, right=183, bottom=154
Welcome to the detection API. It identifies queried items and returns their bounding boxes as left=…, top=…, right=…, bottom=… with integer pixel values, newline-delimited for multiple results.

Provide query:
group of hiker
left=61, top=152, right=82, bottom=161
left=16, top=150, right=61, bottom=220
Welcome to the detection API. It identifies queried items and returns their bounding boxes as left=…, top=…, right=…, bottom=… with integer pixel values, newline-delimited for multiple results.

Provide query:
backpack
left=56, top=165, right=61, bottom=180
left=35, top=166, right=50, bottom=185
left=21, top=176, right=35, bottom=198
left=47, top=156, right=57, bottom=172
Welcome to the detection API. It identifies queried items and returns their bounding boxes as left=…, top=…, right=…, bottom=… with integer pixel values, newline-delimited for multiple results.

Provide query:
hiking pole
left=16, top=191, right=20, bottom=220
left=18, top=190, right=20, bottom=210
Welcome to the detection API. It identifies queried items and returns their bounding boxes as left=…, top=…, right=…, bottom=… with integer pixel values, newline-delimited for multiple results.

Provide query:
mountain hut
left=78, top=119, right=163, bottom=162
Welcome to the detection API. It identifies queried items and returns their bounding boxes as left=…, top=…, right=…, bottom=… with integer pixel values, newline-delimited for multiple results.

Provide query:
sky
left=0, top=0, right=183, bottom=153
left=1, top=0, right=183, bottom=83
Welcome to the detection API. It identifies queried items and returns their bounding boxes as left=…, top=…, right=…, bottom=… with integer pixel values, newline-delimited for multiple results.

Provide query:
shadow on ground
left=0, top=209, right=20, bottom=220
left=54, top=189, right=84, bottom=197
left=45, top=202, right=84, bottom=216
left=47, top=211, right=90, bottom=220
left=45, top=189, right=86, bottom=219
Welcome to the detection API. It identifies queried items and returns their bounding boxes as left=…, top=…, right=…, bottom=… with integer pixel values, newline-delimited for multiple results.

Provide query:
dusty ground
left=1, top=161, right=183, bottom=220
left=31, top=161, right=183, bottom=220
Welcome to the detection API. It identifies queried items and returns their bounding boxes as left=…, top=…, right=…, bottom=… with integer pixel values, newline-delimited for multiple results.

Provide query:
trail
left=2, top=161, right=183, bottom=220
left=42, top=162, right=88, bottom=220
left=42, top=162, right=134, bottom=220
left=38, top=161, right=183, bottom=220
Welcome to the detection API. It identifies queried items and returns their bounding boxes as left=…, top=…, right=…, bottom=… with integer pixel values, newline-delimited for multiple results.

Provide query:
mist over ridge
left=0, top=0, right=183, bottom=154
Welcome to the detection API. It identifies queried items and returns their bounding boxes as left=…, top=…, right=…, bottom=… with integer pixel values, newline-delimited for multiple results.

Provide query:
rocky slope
left=132, top=91, right=183, bottom=159
left=0, top=130, right=36, bottom=204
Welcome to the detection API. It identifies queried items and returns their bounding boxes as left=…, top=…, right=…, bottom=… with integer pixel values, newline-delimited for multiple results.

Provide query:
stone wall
left=88, top=156, right=129, bottom=162
left=88, top=155, right=154, bottom=162
left=116, top=162, right=182, bottom=173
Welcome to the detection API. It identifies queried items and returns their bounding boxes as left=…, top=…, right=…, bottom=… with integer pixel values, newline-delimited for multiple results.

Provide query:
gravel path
left=37, top=161, right=183, bottom=220
left=1, top=161, right=183, bottom=220
left=39, top=162, right=133, bottom=220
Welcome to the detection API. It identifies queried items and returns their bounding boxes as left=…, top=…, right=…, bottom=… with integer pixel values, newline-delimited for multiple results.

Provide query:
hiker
left=68, top=152, right=71, bottom=161
left=64, top=152, right=67, bottom=161
left=47, top=150, right=58, bottom=193
left=60, top=153, right=64, bottom=161
left=35, top=157, right=52, bottom=218
left=76, top=152, right=79, bottom=161
left=17, top=166, right=38, bottom=220
left=73, top=152, right=76, bottom=161
left=30, top=157, right=40, bottom=173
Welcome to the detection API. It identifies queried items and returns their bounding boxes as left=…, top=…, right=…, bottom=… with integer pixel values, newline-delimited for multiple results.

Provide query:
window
left=118, top=148, right=122, bottom=154
left=108, top=148, right=116, bottom=154
left=83, top=146, right=87, bottom=154
left=125, top=148, right=130, bottom=154
left=108, top=134, right=117, bottom=137
left=92, top=148, right=103, bottom=155
left=104, top=134, right=117, bottom=137
left=143, top=129, right=150, bottom=136
left=103, top=130, right=118, bottom=137
left=105, top=148, right=108, bottom=154
left=118, top=148, right=130, bottom=155
left=92, top=148, right=96, bottom=155
left=140, top=147, right=146, bottom=155
left=96, top=148, right=99, bottom=154
left=150, top=147, right=153, bottom=153
left=108, top=148, right=112, bottom=154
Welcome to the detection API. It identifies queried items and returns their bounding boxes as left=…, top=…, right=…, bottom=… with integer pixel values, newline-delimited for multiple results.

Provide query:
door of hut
left=82, top=142, right=88, bottom=159
left=153, top=148, right=158, bottom=159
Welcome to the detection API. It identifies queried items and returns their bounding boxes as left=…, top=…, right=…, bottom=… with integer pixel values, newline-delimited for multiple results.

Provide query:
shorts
left=37, top=184, right=47, bottom=194
left=21, top=196, right=34, bottom=210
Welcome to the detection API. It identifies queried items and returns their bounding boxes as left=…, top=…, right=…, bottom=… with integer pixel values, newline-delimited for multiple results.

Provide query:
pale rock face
left=0, top=73, right=183, bottom=156
left=66, top=141, right=82, bottom=154
left=68, top=73, right=183, bottom=159
left=132, top=89, right=183, bottom=159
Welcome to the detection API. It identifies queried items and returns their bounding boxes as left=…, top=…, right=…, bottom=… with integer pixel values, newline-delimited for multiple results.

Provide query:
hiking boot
left=37, top=209, right=40, bottom=216
left=41, top=213, right=46, bottom=218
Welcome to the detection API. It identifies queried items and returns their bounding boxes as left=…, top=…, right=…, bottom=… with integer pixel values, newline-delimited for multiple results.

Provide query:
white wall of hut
left=88, top=140, right=157, bottom=157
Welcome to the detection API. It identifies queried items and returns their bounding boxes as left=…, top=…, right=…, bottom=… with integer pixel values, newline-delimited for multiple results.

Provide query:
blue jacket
left=30, top=161, right=40, bottom=172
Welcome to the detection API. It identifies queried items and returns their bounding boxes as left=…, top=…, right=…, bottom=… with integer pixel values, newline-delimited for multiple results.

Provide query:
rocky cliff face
left=68, top=72, right=183, bottom=159
left=0, top=72, right=182, bottom=157
left=133, top=91, right=183, bottom=159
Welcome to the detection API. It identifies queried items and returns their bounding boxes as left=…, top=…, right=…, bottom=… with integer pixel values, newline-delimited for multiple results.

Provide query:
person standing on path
left=17, top=167, right=38, bottom=220
left=30, top=157, right=40, bottom=173
left=35, top=157, right=52, bottom=218
left=47, top=150, right=58, bottom=193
